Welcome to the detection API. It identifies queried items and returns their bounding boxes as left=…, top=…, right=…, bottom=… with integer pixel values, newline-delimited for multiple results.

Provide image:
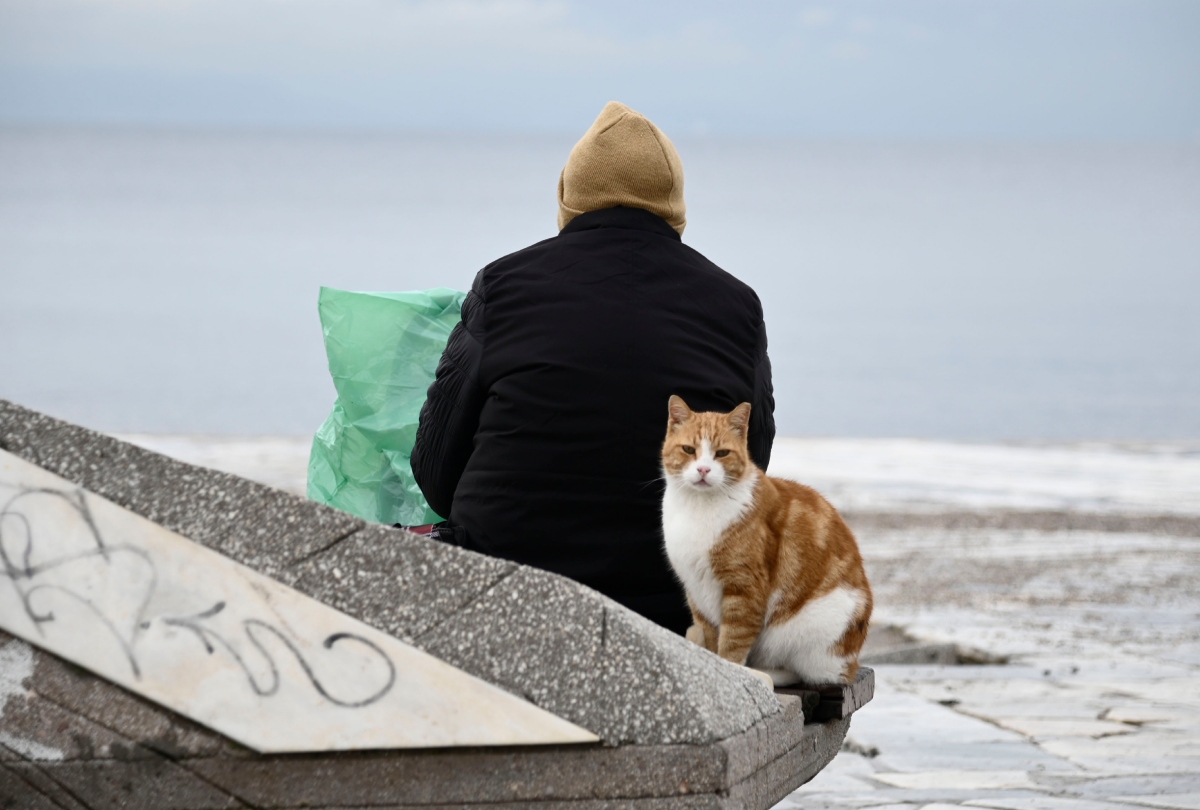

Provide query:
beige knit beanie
left=557, top=101, right=686, bottom=235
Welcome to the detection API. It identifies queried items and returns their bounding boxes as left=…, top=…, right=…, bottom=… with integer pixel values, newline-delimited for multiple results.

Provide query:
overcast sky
left=1, top=0, right=1198, bottom=138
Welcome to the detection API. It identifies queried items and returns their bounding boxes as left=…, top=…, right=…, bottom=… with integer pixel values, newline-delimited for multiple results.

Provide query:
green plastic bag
left=308, top=286, right=467, bottom=525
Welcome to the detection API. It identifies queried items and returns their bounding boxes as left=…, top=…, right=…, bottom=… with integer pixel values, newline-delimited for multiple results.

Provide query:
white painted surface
left=0, top=450, right=598, bottom=753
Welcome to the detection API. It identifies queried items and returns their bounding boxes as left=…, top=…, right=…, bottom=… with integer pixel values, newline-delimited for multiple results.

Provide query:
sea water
left=2, top=128, right=1197, bottom=439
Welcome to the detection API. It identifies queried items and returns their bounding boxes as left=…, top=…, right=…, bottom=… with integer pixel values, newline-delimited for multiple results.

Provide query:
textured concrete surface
left=0, top=398, right=780, bottom=747
left=0, top=399, right=868, bottom=809
left=0, top=404, right=364, bottom=583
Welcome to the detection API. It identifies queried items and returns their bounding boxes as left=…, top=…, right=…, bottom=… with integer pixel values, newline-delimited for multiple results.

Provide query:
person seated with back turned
left=411, top=101, right=775, bottom=635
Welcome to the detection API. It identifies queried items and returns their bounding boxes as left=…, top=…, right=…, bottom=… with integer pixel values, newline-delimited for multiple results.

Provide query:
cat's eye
left=681, top=445, right=695, bottom=455
left=715, top=449, right=731, bottom=458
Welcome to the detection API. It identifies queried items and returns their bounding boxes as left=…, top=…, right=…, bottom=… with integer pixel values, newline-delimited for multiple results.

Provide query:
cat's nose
left=696, top=466, right=711, bottom=477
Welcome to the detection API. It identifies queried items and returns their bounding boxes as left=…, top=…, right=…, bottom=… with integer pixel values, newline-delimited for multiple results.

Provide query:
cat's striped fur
left=661, top=396, right=872, bottom=684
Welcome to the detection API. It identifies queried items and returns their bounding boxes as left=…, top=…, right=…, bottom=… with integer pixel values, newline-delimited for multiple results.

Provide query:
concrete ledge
left=0, top=399, right=870, bottom=810
left=1, top=649, right=853, bottom=810
left=1, top=625, right=863, bottom=810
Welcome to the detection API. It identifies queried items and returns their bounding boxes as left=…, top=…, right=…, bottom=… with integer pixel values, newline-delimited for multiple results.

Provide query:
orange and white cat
left=661, top=395, right=872, bottom=685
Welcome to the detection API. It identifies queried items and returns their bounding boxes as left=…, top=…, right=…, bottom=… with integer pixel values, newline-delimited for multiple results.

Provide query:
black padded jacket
left=411, top=206, right=775, bottom=634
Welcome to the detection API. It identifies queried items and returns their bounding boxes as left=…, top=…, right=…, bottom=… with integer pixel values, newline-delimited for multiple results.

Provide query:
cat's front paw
left=685, top=624, right=706, bottom=646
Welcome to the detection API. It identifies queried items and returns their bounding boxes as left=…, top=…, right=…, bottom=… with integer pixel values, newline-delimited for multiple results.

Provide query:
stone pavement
left=779, top=523, right=1200, bottom=810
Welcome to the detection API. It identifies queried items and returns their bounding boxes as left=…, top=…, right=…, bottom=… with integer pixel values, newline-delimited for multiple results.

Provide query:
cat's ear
left=728, top=402, right=752, bottom=436
left=668, top=395, right=693, bottom=427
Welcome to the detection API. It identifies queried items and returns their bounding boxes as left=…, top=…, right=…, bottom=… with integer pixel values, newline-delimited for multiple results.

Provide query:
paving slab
left=991, top=719, right=1134, bottom=739
left=782, top=788, right=1050, bottom=809
left=836, top=684, right=1077, bottom=774
left=1038, top=734, right=1200, bottom=763
left=1081, top=680, right=1200, bottom=706
left=1062, top=775, right=1200, bottom=799
left=869, top=773, right=1043, bottom=792
left=1117, top=797, right=1200, bottom=810
left=964, top=797, right=1147, bottom=810
left=788, top=771, right=879, bottom=794
left=787, top=747, right=880, bottom=796
left=1101, top=707, right=1177, bottom=726
left=845, top=685, right=1024, bottom=746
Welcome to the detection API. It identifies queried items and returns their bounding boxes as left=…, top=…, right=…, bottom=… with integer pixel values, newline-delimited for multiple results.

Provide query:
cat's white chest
left=661, top=475, right=757, bottom=626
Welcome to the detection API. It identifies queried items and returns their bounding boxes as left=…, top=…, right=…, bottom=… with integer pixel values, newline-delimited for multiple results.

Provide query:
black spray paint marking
left=0, top=482, right=396, bottom=707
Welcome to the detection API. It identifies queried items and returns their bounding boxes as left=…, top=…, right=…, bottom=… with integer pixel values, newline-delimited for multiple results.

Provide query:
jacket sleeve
left=748, top=319, right=776, bottom=471
left=411, top=286, right=487, bottom=520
